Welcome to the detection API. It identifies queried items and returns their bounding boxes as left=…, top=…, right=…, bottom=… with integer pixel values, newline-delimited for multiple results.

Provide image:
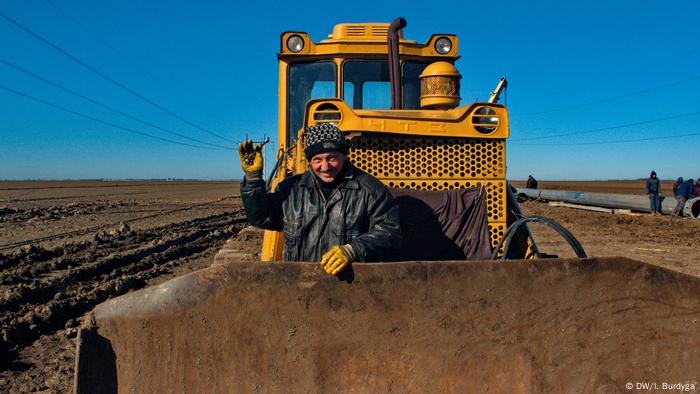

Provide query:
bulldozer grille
left=421, top=76, right=460, bottom=97
left=349, top=134, right=506, bottom=250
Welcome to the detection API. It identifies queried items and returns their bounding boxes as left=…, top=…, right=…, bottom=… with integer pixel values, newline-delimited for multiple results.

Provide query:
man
left=238, top=123, right=402, bottom=276
left=645, top=170, right=661, bottom=215
left=673, top=177, right=684, bottom=198
left=674, top=178, right=694, bottom=216
left=526, top=175, right=538, bottom=189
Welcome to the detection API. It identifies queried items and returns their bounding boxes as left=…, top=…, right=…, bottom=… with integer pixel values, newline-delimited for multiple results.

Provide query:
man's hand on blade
left=320, top=245, right=354, bottom=275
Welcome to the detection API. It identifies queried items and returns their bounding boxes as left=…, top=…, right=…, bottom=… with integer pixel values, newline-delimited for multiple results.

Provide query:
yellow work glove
left=237, top=139, right=264, bottom=180
left=320, top=244, right=355, bottom=275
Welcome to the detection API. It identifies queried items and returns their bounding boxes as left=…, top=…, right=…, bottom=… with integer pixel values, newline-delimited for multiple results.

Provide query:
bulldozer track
left=0, top=190, right=171, bottom=203
left=0, top=184, right=234, bottom=203
left=0, top=211, right=242, bottom=283
left=0, top=181, right=232, bottom=191
left=0, top=196, right=238, bottom=251
left=0, top=209, right=247, bottom=353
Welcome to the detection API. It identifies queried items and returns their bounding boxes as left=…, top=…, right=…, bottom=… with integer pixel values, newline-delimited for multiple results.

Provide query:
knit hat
left=303, top=123, right=349, bottom=160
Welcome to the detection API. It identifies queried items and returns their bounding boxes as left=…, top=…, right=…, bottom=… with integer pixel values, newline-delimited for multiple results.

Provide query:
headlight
left=286, top=35, right=305, bottom=53
left=434, top=37, right=452, bottom=54
left=472, top=107, right=499, bottom=133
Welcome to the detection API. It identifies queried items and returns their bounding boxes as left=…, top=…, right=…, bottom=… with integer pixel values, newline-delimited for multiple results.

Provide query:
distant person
left=673, top=177, right=684, bottom=197
left=645, top=170, right=661, bottom=215
left=526, top=175, right=538, bottom=189
left=694, top=179, right=700, bottom=198
left=674, top=178, right=693, bottom=216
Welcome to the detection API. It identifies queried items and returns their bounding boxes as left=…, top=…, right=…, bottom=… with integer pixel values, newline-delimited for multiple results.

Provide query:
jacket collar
left=299, top=162, right=360, bottom=190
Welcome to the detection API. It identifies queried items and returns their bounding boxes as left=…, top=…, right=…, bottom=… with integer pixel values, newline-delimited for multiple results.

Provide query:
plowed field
left=0, top=180, right=698, bottom=393
left=0, top=181, right=247, bottom=392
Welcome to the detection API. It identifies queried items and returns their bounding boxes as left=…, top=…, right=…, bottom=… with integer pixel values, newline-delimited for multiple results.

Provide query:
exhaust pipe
left=388, top=17, right=407, bottom=110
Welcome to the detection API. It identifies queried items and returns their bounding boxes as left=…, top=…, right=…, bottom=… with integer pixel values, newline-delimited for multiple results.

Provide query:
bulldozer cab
left=264, top=21, right=530, bottom=261
left=282, top=23, right=442, bottom=146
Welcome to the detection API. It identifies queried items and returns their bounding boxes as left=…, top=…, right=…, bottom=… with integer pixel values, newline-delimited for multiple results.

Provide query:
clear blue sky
left=1, top=0, right=698, bottom=180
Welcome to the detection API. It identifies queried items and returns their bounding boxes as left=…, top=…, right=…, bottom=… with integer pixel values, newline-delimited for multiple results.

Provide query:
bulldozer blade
left=74, top=258, right=700, bottom=393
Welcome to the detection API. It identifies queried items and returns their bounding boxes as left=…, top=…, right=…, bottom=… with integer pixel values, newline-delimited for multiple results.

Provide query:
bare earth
left=511, top=180, right=700, bottom=278
left=1, top=180, right=698, bottom=393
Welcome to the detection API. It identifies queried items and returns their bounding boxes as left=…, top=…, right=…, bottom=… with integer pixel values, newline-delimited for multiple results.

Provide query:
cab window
left=287, top=61, right=337, bottom=146
left=342, top=60, right=429, bottom=110
left=343, top=60, right=390, bottom=110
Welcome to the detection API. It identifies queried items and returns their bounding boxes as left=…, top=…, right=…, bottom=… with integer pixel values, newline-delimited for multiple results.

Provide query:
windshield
left=342, top=60, right=429, bottom=110
left=287, top=61, right=337, bottom=146
left=285, top=60, right=431, bottom=146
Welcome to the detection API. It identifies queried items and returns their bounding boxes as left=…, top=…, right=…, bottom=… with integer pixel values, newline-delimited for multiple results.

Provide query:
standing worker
left=674, top=178, right=693, bottom=216
left=238, top=123, right=402, bottom=275
left=673, top=177, right=684, bottom=198
left=526, top=175, right=538, bottom=189
left=646, top=170, right=661, bottom=215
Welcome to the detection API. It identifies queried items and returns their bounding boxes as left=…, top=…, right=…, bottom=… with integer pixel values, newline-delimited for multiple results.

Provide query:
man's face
left=310, top=152, right=346, bottom=183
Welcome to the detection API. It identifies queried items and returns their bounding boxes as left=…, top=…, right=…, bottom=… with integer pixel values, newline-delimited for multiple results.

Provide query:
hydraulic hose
left=265, top=148, right=286, bottom=192
left=491, top=215, right=587, bottom=260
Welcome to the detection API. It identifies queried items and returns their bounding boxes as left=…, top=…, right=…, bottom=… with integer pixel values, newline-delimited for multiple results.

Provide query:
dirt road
left=0, top=180, right=698, bottom=392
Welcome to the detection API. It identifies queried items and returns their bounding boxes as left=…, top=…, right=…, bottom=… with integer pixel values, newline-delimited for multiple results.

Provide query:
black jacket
left=646, top=178, right=660, bottom=194
left=526, top=177, right=538, bottom=189
left=241, top=163, right=402, bottom=262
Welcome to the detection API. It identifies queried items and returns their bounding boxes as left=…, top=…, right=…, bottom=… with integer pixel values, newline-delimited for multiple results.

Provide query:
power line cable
left=532, top=46, right=700, bottom=96
left=511, top=110, right=700, bottom=142
left=0, top=83, right=226, bottom=151
left=41, top=0, right=231, bottom=126
left=510, top=131, right=700, bottom=146
left=42, top=0, right=164, bottom=84
left=515, top=75, right=700, bottom=116
left=0, top=9, right=234, bottom=143
left=0, top=56, right=234, bottom=149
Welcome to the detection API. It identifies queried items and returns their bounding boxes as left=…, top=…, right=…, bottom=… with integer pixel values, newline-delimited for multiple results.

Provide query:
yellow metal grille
left=489, top=223, right=505, bottom=252
left=345, top=25, right=389, bottom=38
left=421, top=76, right=459, bottom=96
left=350, top=136, right=505, bottom=179
left=329, top=23, right=392, bottom=41
left=349, top=135, right=506, bottom=250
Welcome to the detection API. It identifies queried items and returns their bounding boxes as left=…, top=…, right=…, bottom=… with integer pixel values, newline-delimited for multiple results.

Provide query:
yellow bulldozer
left=74, top=19, right=700, bottom=393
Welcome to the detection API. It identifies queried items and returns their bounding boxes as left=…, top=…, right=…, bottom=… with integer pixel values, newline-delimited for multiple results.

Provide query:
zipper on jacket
left=312, top=177, right=343, bottom=255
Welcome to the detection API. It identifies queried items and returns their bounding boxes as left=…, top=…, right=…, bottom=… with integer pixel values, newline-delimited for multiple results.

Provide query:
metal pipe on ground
left=517, top=188, right=700, bottom=218
left=686, top=196, right=700, bottom=218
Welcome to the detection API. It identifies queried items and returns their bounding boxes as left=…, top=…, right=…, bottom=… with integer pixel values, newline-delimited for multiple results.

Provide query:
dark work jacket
left=646, top=178, right=660, bottom=194
left=241, top=164, right=402, bottom=262
left=526, top=177, right=538, bottom=189
left=677, top=181, right=693, bottom=199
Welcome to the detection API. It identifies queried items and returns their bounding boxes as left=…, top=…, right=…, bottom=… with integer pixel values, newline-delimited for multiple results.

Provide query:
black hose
left=265, top=142, right=300, bottom=192
left=265, top=148, right=285, bottom=192
left=491, top=215, right=586, bottom=260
